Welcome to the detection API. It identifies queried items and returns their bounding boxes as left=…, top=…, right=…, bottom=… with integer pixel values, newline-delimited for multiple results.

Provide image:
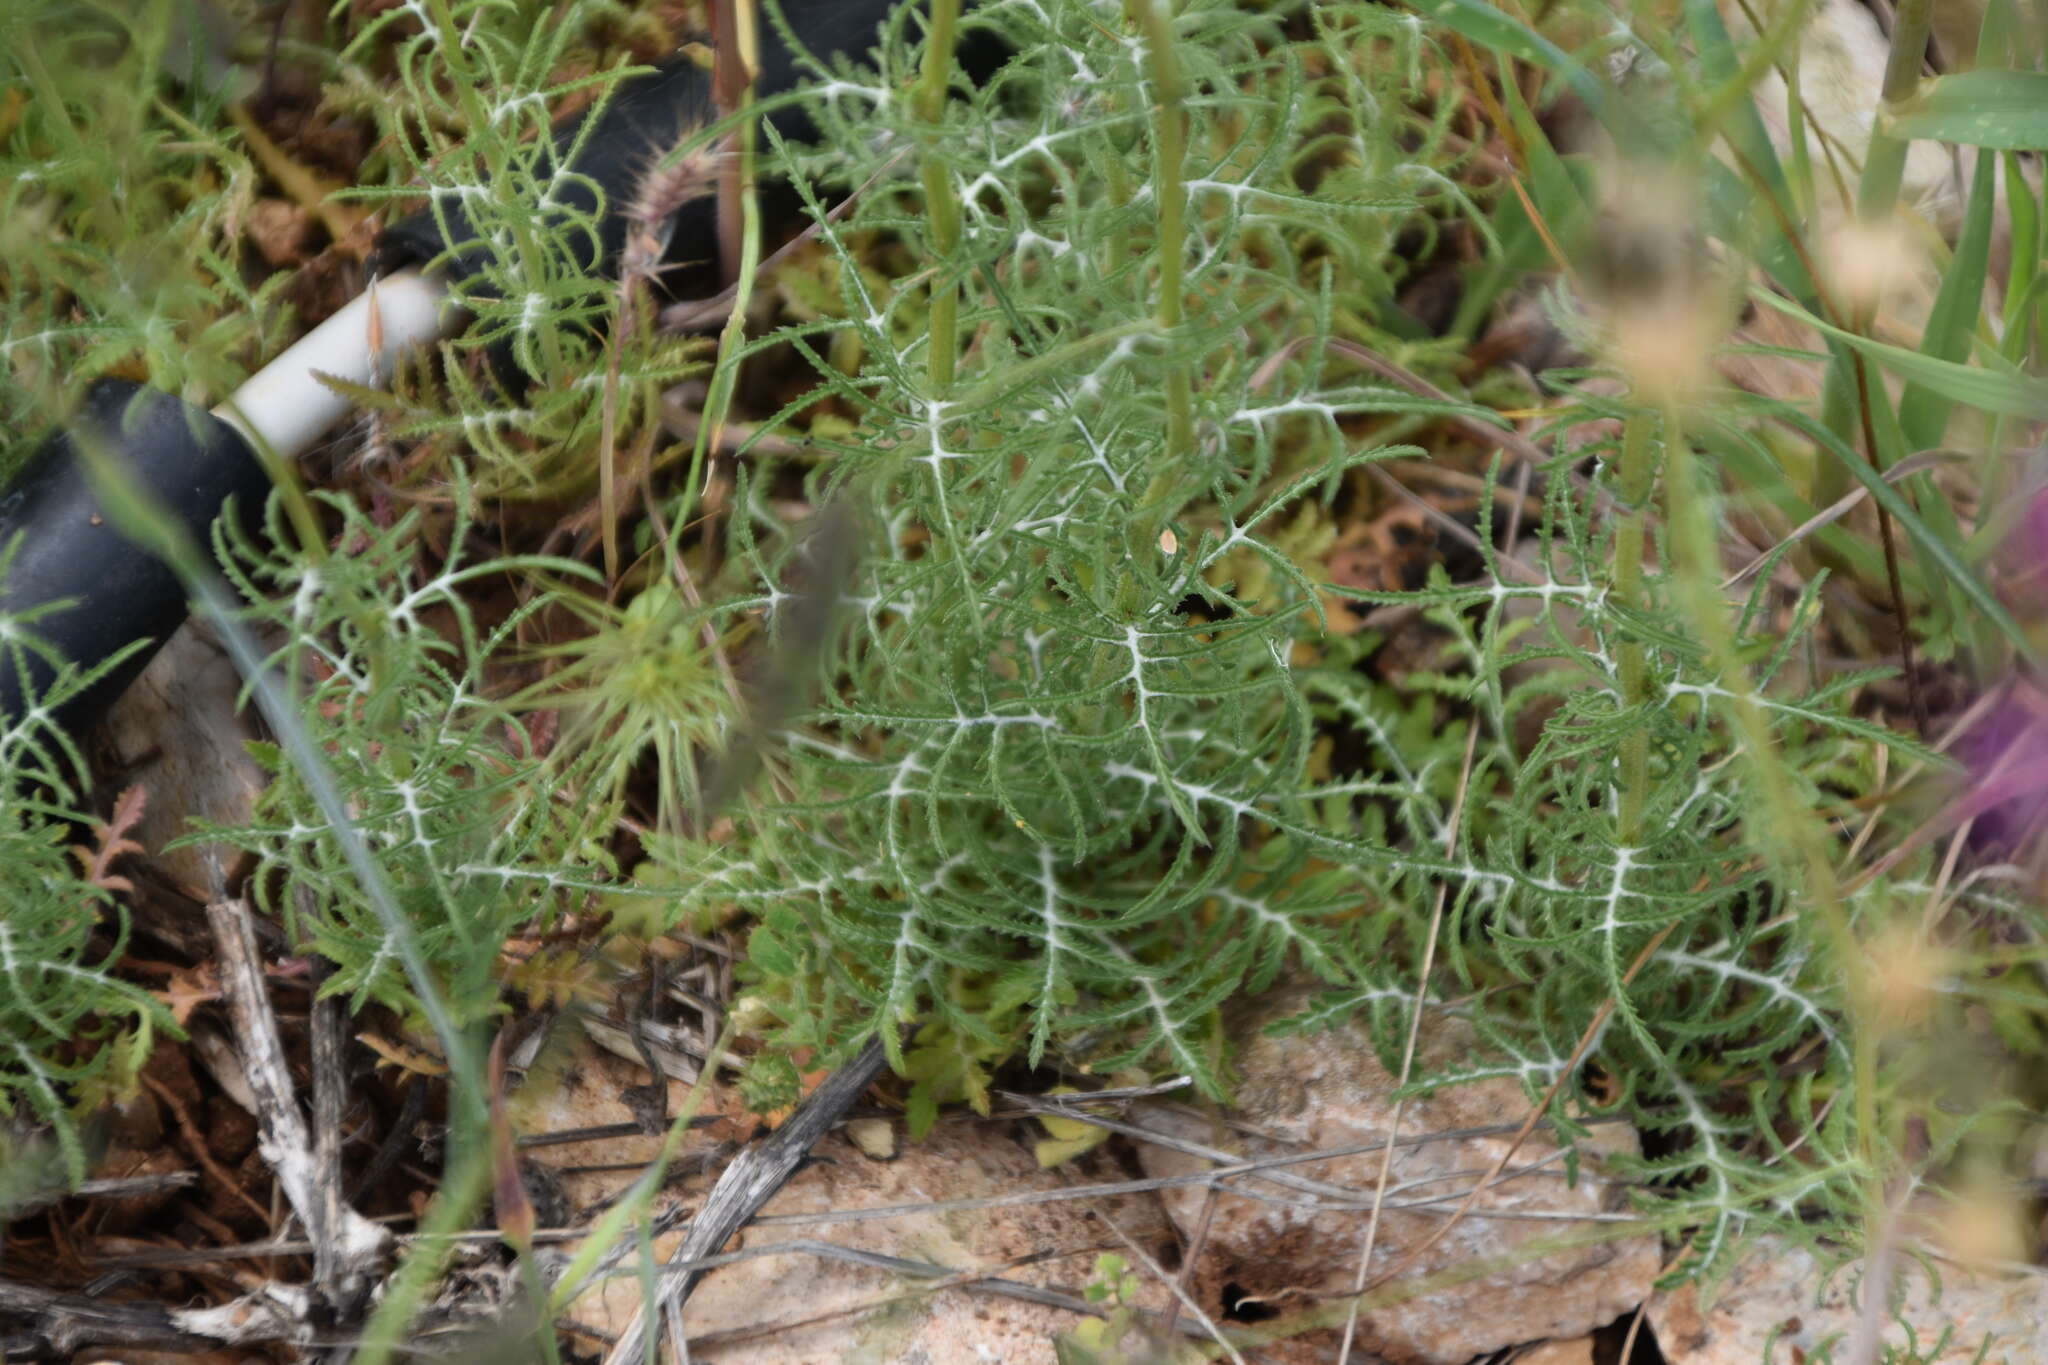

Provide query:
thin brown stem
left=1847, top=351, right=1927, bottom=734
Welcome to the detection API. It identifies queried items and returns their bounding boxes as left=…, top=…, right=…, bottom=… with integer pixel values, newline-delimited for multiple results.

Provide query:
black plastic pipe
left=374, top=0, right=906, bottom=288
left=0, top=382, right=266, bottom=733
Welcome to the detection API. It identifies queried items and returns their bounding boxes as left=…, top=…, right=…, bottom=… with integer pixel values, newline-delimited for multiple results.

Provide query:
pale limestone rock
left=98, top=619, right=268, bottom=900
left=1516, top=1337, right=1597, bottom=1365
left=1650, top=1236, right=2048, bottom=1364
left=530, top=1036, right=1174, bottom=1363
left=1719, top=0, right=1968, bottom=229
left=1133, top=992, right=1658, bottom=1364
left=683, top=1122, right=1172, bottom=1363
left=845, top=1116, right=898, bottom=1162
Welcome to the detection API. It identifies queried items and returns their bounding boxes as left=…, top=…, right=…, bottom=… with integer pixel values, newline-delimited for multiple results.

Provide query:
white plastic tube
left=211, top=269, right=457, bottom=461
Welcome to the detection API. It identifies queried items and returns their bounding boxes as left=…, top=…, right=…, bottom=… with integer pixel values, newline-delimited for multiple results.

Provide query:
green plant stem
left=1105, top=154, right=1133, bottom=276
left=357, top=1151, right=492, bottom=1365
left=1813, top=0, right=1931, bottom=517
left=1129, top=0, right=1194, bottom=477
left=1856, top=0, right=1933, bottom=223
left=1612, top=410, right=1657, bottom=846
left=918, top=0, right=964, bottom=395
left=679, top=5, right=764, bottom=535
left=1658, top=402, right=1881, bottom=1243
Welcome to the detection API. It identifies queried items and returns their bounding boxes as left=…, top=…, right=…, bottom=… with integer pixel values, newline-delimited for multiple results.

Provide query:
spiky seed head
left=628, top=140, right=725, bottom=228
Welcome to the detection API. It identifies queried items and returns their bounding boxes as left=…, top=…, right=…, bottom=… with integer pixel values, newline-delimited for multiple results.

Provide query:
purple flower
left=1957, top=682, right=2048, bottom=856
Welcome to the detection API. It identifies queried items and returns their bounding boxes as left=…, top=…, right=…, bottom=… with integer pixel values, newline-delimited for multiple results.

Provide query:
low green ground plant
left=0, top=603, right=168, bottom=1182
left=3, top=0, right=2047, bottom=1348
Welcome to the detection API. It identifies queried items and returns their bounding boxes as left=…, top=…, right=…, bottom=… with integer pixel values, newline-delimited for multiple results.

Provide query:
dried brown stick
left=599, top=1035, right=893, bottom=1365
left=518, top=1117, right=720, bottom=1149
left=207, top=900, right=391, bottom=1303
left=747, top=1110, right=1643, bottom=1230
left=92, top=1213, right=688, bottom=1273
left=35, top=1169, right=200, bottom=1209
left=999, top=1074, right=1194, bottom=1108
left=0, top=1277, right=314, bottom=1357
left=998, top=1091, right=1621, bottom=1220
left=309, top=955, right=362, bottom=1336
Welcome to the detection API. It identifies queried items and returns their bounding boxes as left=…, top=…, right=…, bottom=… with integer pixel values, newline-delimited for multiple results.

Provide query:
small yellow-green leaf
left=1034, top=1133, right=1107, bottom=1168
left=846, top=1117, right=897, bottom=1160
left=1033, top=1087, right=1111, bottom=1166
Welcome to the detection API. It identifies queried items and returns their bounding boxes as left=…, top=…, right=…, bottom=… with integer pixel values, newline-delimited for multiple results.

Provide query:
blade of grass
left=1893, top=147, right=1997, bottom=654
left=1750, top=287, right=2048, bottom=420
left=1899, top=149, right=1999, bottom=452
left=1687, top=0, right=1819, bottom=163
left=1697, top=419, right=1887, bottom=586
left=1685, top=3, right=1829, bottom=310
left=69, top=434, right=516, bottom=1363
left=2001, top=151, right=2044, bottom=365
left=1404, top=0, right=1611, bottom=128
left=1856, top=0, right=1935, bottom=219
left=1887, top=69, right=2048, bottom=148
left=1763, top=396, right=2038, bottom=662
left=1450, top=44, right=1591, bottom=339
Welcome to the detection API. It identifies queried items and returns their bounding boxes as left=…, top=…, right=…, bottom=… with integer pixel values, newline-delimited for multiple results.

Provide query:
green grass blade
left=1765, top=399, right=2037, bottom=661
left=1685, top=1, right=1825, bottom=305
left=1452, top=53, right=1594, bottom=339
left=2002, top=150, right=2044, bottom=363
left=1898, top=146, right=1998, bottom=452
left=1887, top=70, right=2048, bottom=148
left=1750, top=288, right=2048, bottom=419
left=1405, top=0, right=1612, bottom=127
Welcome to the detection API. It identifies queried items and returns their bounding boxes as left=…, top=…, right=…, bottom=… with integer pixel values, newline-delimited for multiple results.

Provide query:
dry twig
left=1338, top=722, right=1481, bottom=1364
left=599, top=1036, right=893, bottom=1365
left=207, top=900, right=392, bottom=1306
